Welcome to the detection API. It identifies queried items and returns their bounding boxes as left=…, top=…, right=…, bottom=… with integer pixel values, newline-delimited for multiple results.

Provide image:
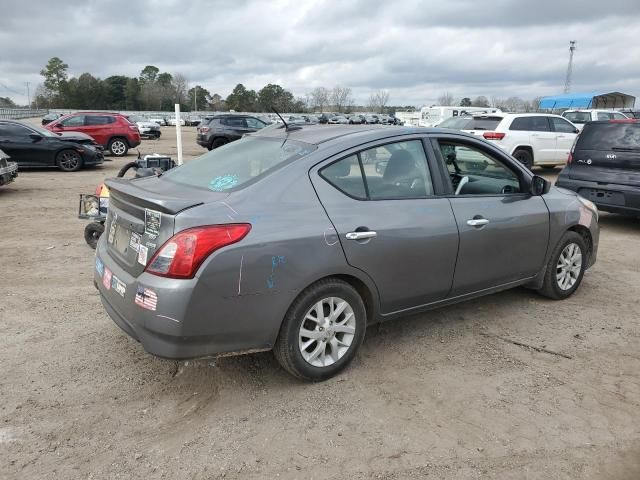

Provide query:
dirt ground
left=1, top=119, right=639, bottom=480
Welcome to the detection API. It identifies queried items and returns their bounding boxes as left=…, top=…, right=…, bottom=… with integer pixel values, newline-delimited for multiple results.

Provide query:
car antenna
left=272, top=107, right=302, bottom=132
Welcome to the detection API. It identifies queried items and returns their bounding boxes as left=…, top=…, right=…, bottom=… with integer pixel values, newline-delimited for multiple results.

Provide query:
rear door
left=431, top=135, right=549, bottom=295
left=311, top=137, right=460, bottom=314
left=84, top=115, right=114, bottom=145
left=569, top=122, right=640, bottom=186
left=222, top=117, right=249, bottom=139
left=509, top=116, right=556, bottom=162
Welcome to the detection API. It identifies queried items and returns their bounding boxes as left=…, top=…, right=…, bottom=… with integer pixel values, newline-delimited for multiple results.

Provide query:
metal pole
left=175, top=104, right=183, bottom=166
left=25, top=82, right=30, bottom=109
left=194, top=85, right=197, bottom=113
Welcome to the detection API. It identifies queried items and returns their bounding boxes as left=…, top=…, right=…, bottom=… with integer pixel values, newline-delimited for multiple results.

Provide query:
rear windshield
left=162, top=136, right=317, bottom=191
left=465, top=117, right=502, bottom=130
left=437, top=117, right=472, bottom=129
left=577, top=122, right=640, bottom=151
left=562, top=111, right=591, bottom=124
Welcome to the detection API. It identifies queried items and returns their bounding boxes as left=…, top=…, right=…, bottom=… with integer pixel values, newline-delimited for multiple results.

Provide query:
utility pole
left=193, top=85, right=197, bottom=112
left=25, top=82, right=31, bottom=108
left=564, top=40, right=576, bottom=94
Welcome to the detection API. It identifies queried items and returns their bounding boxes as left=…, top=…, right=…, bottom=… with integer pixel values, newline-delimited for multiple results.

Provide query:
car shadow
left=597, top=212, right=640, bottom=233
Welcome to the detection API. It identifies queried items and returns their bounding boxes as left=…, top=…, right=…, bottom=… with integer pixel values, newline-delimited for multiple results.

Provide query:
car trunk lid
left=103, top=176, right=229, bottom=276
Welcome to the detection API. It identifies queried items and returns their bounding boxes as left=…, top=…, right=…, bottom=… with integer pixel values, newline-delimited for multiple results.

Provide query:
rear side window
left=509, top=116, right=550, bottom=132
left=562, top=111, right=591, bottom=124
left=320, top=155, right=366, bottom=199
left=86, top=115, right=114, bottom=125
left=577, top=123, right=640, bottom=151
left=245, top=117, right=266, bottom=129
left=0, top=123, right=32, bottom=136
left=162, top=136, right=316, bottom=191
left=320, top=140, right=434, bottom=200
left=223, top=117, right=246, bottom=127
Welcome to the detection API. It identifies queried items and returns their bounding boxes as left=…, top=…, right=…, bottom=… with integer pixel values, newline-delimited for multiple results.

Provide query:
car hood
left=57, top=132, right=96, bottom=143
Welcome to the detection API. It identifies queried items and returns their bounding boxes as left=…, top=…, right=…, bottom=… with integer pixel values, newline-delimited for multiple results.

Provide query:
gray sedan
left=95, top=125, right=599, bottom=381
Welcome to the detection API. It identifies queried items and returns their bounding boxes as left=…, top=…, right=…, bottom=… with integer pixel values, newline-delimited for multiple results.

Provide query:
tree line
left=33, top=57, right=404, bottom=113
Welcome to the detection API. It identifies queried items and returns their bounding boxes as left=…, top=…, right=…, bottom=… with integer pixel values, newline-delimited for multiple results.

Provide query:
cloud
left=1, top=0, right=639, bottom=106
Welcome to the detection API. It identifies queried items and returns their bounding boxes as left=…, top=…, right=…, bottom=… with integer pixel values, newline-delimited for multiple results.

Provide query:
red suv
left=45, top=112, right=141, bottom=156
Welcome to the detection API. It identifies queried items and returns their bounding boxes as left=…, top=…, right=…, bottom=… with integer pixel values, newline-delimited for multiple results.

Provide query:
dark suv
left=196, top=114, right=268, bottom=150
left=556, top=120, right=640, bottom=216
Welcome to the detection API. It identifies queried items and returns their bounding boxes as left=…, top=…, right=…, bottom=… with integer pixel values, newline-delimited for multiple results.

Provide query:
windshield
left=562, top=111, right=591, bottom=124
left=162, top=136, right=317, bottom=191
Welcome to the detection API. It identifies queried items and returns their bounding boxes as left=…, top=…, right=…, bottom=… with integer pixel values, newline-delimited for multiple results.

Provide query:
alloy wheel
left=556, top=242, right=582, bottom=290
left=111, top=140, right=126, bottom=155
left=298, top=297, right=356, bottom=367
left=59, top=151, right=80, bottom=170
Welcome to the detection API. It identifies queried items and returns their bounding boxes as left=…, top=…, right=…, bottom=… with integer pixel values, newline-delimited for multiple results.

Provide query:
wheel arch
left=567, top=224, right=593, bottom=261
left=511, top=144, right=534, bottom=159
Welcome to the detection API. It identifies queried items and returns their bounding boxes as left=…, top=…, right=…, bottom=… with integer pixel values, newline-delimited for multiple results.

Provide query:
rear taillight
left=609, top=119, right=638, bottom=123
left=129, top=125, right=139, bottom=131
left=483, top=131, right=505, bottom=140
left=146, top=224, right=251, bottom=279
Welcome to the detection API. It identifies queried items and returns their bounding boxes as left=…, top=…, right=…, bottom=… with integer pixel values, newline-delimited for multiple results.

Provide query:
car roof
left=252, top=124, right=464, bottom=146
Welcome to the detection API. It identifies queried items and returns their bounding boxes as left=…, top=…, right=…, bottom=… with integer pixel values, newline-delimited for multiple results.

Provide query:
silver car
left=96, top=125, right=599, bottom=381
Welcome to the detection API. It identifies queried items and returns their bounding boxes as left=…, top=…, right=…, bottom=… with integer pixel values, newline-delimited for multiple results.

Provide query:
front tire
left=274, top=279, right=366, bottom=381
left=56, top=149, right=83, bottom=172
left=538, top=231, right=587, bottom=300
left=108, top=138, right=129, bottom=157
left=513, top=149, right=533, bottom=170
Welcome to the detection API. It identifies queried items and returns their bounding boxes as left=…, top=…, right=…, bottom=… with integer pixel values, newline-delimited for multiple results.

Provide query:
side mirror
left=530, top=175, right=551, bottom=195
left=29, top=133, right=43, bottom=142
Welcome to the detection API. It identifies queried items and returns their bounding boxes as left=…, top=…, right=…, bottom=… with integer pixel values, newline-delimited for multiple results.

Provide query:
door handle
left=466, top=218, right=489, bottom=227
left=346, top=231, right=377, bottom=240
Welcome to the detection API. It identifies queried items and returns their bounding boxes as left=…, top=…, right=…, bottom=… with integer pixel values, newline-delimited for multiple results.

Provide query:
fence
left=0, top=108, right=48, bottom=120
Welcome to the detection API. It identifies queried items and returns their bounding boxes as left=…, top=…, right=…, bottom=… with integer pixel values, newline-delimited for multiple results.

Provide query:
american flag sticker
left=103, top=268, right=112, bottom=290
left=135, top=286, right=158, bottom=311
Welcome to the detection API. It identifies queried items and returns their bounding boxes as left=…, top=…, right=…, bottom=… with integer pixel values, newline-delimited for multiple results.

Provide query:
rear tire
left=108, top=138, right=129, bottom=157
left=513, top=149, right=533, bottom=170
left=537, top=231, right=587, bottom=300
left=84, top=222, right=105, bottom=249
left=56, top=149, right=83, bottom=172
left=274, top=279, right=366, bottom=382
left=210, top=137, right=229, bottom=150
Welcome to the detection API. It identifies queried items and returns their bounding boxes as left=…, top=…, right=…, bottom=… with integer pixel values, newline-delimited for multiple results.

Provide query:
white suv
left=461, top=113, right=579, bottom=169
left=562, top=109, right=628, bottom=130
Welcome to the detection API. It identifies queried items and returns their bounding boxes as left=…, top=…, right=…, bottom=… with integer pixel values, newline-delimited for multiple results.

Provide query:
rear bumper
left=128, top=138, right=141, bottom=148
left=95, top=241, right=276, bottom=359
left=556, top=176, right=640, bottom=215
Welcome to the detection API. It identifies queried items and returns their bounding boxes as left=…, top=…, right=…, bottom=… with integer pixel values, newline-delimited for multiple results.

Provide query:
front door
left=0, top=123, right=51, bottom=166
left=432, top=137, right=550, bottom=296
left=311, top=138, right=460, bottom=314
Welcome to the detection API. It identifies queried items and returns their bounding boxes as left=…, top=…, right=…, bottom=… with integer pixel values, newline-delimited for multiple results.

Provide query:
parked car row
left=0, top=120, right=104, bottom=171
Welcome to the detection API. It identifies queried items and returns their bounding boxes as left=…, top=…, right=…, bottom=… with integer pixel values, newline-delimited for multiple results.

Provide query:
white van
left=419, top=106, right=501, bottom=127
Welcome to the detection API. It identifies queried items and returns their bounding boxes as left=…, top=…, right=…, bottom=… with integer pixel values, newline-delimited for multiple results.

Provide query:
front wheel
left=108, top=138, right=129, bottom=157
left=56, top=149, right=83, bottom=172
left=274, top=279, right=366, bottom=381
left=538, top=231, right=587, bottom=300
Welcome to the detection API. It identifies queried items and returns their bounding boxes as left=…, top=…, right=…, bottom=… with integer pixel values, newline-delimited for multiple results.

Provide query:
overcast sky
left=1, top=0, right=640, bottom=107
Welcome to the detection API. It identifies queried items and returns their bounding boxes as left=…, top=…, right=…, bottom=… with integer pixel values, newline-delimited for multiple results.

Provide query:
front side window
left=321, top=139, right=434, bottom=200
left=438, top=141, right=522, bottom=195
left=551, top=117, right=577, bottom=133
left=612, top=112, right=627, bottom=120
left=162, top=136, right=316, bottom=192
left=597, top=112, right=613, bottom=121
left=60, top=115, right=85, bottom=127
left=562, top=111, right=591, bottom=124
left=245, top=117, right=266, bottom=129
